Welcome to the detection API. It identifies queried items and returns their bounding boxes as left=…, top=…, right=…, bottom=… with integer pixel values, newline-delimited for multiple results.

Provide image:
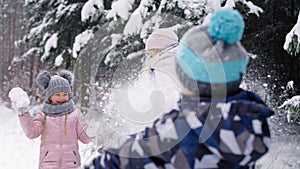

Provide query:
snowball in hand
left=8, top=87, right=30, bottom=108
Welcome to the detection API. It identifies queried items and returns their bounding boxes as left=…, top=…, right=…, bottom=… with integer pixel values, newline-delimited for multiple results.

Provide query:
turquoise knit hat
left=176, top=9, right=248, bottom=96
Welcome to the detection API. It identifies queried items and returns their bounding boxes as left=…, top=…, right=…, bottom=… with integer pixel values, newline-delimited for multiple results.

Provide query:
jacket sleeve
left=76, top=109, right=93, bottom=144
left=83, top=110, right=181, bottom=169
left=18, top=112, right=44, bottom=139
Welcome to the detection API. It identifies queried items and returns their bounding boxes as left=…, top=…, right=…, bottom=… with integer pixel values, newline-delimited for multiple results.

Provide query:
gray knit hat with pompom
left=36, top=70, right=74, bottom=101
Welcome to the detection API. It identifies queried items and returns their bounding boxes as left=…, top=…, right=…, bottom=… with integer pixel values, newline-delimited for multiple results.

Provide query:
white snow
left=207, top=0, right=221, bottom=11
left=284, top=12, right=300, bottom=50
left=126, top=78, right=157, bottom=113
left=57, top=3, right=79, bottom=19
left=278, top=95, right=300, bottom=123
left=239, top=0, right=263, bottom=16
left=0, top=105, right=40, bottom=169
left=24, top=0, right=35, bottom=5
left=20, top=47, right=41, bottom=59
left=27, top=21, right=50, bottom=40
left=223, top=0, right=263, bottom=16
left=41, top=33, right=58, bottom=62
left=55, top=53, right=64, bottom=66
left=224, top=0, right=236, bottom=8
left=42, top=32, right=51, bottom=43
left=111, top=33, right=123, bottom=46
left=81, top=0, right=104, bottom=22
left=123, top=0, right=153, bottom=35
left=72, top=29, right=94, bottom=58
left=286, top=80, right=295, bottom=91
left=123, top=11, right=144, bottom=35
left=8, top=87, right=30, bottom=109
left=106, top=0, right=135, bottom=20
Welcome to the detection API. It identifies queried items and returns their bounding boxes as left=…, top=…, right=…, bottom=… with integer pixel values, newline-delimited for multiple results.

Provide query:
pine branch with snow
left=162, top=0, right=208, bottom=25
left=279, top=95, right=300, bottom=124
left=284, top=12, right=300, bottom=57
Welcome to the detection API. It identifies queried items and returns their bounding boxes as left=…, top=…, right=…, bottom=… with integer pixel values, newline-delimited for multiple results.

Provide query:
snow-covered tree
left=5, top=0, right=265, bottom=106
left=71, top=0, right=266, bottom=149
left=91, top=0, right=264, bottom=68
left=284, top=11, right=300, bottom=56
left=19, top=0, right=105, bottom=69
left=17, top=0, right=264, bottom=70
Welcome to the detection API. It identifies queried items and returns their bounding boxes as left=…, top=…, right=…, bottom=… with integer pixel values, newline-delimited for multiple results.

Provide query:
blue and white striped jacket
left=84, top=89, right=274, bottom=169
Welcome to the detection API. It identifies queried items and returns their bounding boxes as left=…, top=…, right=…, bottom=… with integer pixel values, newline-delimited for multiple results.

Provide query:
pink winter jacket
left=19, top=108, right=92, bottom=169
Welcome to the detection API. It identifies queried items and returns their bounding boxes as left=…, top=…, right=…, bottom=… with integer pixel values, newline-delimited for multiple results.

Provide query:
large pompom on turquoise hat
left=208, top=8, right=245, bottom=44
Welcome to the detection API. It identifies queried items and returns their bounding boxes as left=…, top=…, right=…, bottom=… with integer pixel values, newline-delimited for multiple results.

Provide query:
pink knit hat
left=145, top=28, right=178, bottom=50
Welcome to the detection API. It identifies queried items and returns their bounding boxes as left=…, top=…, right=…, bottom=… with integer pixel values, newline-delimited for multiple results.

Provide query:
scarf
left=42, top=99, right=75, bottom=116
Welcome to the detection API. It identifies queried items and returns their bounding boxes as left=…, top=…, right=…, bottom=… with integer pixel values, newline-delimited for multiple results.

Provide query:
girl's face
left=50, top=92, right=69, bottom=105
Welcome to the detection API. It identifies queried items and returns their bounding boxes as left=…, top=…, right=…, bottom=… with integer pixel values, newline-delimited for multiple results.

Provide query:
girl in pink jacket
left=16, top=70, right=93, bottom=169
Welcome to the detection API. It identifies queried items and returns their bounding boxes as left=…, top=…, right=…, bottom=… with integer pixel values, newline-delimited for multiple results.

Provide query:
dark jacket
left=84, top=89, right=274, bottom=169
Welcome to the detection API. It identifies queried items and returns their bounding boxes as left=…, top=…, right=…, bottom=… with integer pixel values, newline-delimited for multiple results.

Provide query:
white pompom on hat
left=145, top=28, right=179, bottom=50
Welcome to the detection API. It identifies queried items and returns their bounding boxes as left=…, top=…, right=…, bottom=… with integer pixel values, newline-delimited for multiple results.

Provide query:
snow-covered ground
left=1, top=103, right=300, bottom=169
left=256, top=134, right=300, bottom=169
left=256, top=114, right=300, bottom=168
left=0, top=105, right=39, bottom=169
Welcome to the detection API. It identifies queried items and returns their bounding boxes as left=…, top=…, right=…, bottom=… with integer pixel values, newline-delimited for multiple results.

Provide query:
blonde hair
left=41, top=114, right=68, bottom=142
left=41, top=115, right=47, bottom=141
left=146, top=49, right=162, bottom=57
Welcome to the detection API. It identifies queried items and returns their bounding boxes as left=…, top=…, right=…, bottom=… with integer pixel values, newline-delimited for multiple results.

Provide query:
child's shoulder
left=226, top=89, right=265, bottom=104
left=68, top=108, right=80, bottom=114
left=67, top=108, right=85, bottom=118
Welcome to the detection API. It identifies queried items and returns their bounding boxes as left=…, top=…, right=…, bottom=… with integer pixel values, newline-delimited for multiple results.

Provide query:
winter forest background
left=0, top=0, right=300, bottom=168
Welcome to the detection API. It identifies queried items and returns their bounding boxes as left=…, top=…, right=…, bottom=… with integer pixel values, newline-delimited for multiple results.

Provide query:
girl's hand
left=8, top=87, right=30, bottom=115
